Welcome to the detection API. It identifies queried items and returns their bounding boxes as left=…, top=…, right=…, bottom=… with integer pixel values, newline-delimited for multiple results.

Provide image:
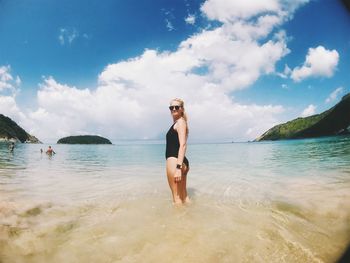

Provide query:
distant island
left=0, top=114, right=41, bottom=143
left=57, top=135, right=112, bottom=144
left=256, top=93, right=350, bottom=141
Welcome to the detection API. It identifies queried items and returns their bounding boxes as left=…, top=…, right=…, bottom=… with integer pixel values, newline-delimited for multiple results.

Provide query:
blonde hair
left=171, top=98, right=189, bottom=135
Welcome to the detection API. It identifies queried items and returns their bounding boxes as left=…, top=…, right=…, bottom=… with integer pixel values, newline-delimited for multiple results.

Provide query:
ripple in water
left=0, top=137, right=350, bottom=262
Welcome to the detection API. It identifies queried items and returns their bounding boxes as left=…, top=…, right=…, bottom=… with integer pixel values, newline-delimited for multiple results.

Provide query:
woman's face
left=169, top=100, right=183, bottom=118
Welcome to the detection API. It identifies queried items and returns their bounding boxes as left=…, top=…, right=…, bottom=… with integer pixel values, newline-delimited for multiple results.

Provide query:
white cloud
left=0, top=66, right=28, bottom=134
left=0, top=66, right=13, bottom=82
left=165, top=19, right=175, bottom=31
left=177, top=28, right=290, bottom=91
left=201, top=0, right=280, bottom=22
left=325, top=87, right=344, bottom=104
left=0, top=96, right=25, bottom=121
left=291, top=46, right=339, bottom=82
left=301, top=104, right=316, bottom=117
left=162, top=9, right=176, bottom=31
left=15, top=76, right=21, bottom=86
left=26, top=74, right=284, bottom=142
left=185, top=14, right=196, bottom=25
left=276, top=64, right=291, bottom=78
left=0, top=65, right=21, bottom=96
left=58, top=28, right=79, bottom=45
left=29, top=20, right=289, bottom=142
left=3, top=0, right=311, bottom=142
left=201, top=0, right=309, bottom=23
left=0, top=65, right=13, bottom=91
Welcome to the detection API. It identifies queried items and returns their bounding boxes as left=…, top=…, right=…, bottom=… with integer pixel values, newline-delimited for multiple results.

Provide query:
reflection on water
left=0, top=136, right=350, bottom=262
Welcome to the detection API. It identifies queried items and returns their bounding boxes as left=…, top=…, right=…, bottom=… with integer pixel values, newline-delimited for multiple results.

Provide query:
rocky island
left=0, top=114, right=41, bottom=143
left=57, top=135, right=112, bottom=144
left=256, top=92, right=350, bottom=141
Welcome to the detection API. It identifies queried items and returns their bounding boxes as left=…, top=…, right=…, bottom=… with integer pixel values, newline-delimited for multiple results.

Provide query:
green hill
left=57, top=135, right=112, bottom=144
left=0, top=114, right=41, bottom=143
left=256, top=93, right=350, bottom=141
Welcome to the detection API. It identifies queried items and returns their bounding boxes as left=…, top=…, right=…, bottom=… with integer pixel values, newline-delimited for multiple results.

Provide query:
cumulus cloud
left=28, top=76, right=145, bottom=141
left=325, top=87, right=344, bottom=104
left=26, top=74, right=284, bottom=142
left=301, top=104, right=316, bottom=117
left=291, top=46, right=339, bottom=82
left=31, top=20, right=290, bottom=141
left=185, top=14, right=196, bottom=25
left=0, top=66, right=25, bottom=122
left=0, top=65, right=20, bottom=95
left=3, top=0, right=310, bottom=142
left=58, top=28, right=79, bottom=45
left=201, top=0, right=280, bottom=22
left=0, top=96, right=25, bottom=121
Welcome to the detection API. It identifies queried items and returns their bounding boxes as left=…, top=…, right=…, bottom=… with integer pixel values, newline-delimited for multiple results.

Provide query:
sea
left=0, top=136, right=350, bottom=263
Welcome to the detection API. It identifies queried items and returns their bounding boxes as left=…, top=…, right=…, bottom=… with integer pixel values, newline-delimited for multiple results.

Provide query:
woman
left=165, top=98, right=190, bottom=204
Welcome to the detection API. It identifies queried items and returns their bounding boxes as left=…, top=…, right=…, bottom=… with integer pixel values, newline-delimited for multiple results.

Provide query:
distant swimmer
left=9, top=142, right=15, bottom=152
left=46, top=146, right=56, bottom=155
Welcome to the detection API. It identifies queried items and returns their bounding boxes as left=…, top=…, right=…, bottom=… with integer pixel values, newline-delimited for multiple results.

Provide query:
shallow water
left=1, top=136, right=350, bottom=262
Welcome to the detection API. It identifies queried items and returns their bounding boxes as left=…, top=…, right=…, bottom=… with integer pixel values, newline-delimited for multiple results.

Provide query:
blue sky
left=1, top=0, right=204, bottom=90
left=0, top=0, right=349, bottom=142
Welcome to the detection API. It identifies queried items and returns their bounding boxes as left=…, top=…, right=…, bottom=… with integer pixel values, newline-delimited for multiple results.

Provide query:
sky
left=0, top=0, right=349, bottom=143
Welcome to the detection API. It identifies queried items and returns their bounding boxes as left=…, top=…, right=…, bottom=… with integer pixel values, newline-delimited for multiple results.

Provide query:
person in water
left=9, top=142, right=15, bottom=152
left=165, top=98, right=190, bottom=204
left=46, top=146, right=56, bottom=155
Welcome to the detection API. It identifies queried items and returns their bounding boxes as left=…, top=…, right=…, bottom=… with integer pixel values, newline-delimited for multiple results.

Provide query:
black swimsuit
left=165, top=122, right=189, bottom=167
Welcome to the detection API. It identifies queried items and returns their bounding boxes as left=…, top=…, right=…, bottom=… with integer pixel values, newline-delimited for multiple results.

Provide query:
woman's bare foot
left=184, top=196, right=191, bottom=204
left=173, top=196, right=182, bottom=205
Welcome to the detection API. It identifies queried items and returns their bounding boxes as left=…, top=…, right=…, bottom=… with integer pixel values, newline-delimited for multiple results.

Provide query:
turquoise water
left=1, top=136, right=350, bottom=262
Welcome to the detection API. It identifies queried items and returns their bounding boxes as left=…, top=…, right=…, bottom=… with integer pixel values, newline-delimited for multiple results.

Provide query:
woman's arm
left=175, top=118, right=187, bottom=168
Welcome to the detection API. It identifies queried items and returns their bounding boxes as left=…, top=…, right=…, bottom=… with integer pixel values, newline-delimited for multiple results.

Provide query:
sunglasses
left=169, top=105, right=182, bottom=111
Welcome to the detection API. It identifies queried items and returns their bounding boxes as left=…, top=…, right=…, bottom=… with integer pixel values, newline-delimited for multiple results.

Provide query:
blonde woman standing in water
left=165, top=98, right=190, bottom=204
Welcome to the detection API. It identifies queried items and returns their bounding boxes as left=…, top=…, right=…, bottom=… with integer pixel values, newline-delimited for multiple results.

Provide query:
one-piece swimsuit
left=165, top=122, right=189, bottom=167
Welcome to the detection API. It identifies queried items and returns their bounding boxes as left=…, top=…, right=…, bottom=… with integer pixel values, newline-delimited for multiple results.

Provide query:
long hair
left=171, top=98, right=189, bottom=136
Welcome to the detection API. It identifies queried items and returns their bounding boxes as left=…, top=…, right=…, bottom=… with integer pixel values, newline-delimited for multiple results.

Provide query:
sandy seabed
left=1, top=187, right=349, bottom=263
left=1, top=139, right=350, bottom=262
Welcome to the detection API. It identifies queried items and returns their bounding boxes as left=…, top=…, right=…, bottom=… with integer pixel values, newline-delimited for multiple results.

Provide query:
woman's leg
left=166, top=157, right=182, bottom=204
left=180, top=164, right=190, bottom=203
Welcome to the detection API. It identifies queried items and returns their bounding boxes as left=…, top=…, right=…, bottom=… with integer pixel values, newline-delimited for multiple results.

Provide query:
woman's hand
left=174, top=169, right=182, bottom=182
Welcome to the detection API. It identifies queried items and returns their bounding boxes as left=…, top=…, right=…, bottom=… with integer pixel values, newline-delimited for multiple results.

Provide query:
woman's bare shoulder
left=174, top=118, right=187, bottom=129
